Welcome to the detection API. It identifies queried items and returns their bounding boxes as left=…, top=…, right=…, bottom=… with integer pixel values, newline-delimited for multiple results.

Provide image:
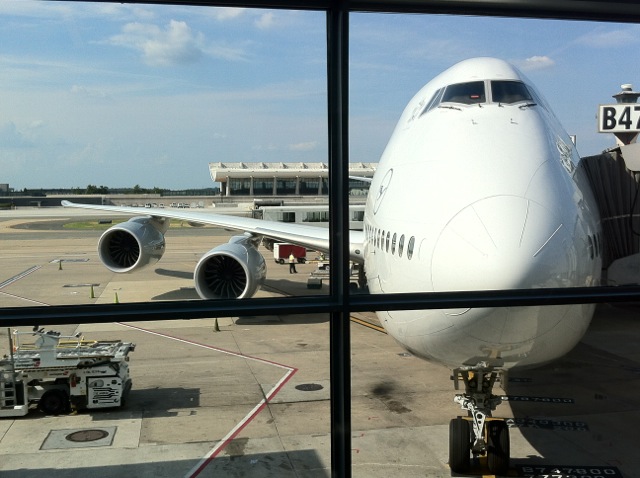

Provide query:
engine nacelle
left=98, top=216, right=168, bottom=273
left=194, top=235, right=266, bottom=300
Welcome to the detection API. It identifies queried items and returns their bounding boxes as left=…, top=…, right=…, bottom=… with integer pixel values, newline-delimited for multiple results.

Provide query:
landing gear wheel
left=449, top=417, right=471, bottom=473
left=39, top=389, right=69, bottom=416
left=487, top=420, right=510, bottom=475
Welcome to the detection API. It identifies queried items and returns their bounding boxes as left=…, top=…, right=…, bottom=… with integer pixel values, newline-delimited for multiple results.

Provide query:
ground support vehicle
left=0, top=329, right=135, bottom=417
left=273, top=243, right=307, bottom=264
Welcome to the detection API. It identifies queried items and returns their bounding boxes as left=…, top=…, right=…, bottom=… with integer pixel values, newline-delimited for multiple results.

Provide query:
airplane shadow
left=152, top=288, right=201, bottom=301
left=155, top=268, right=193, bottom=280
left=0, top=449, right=328, bottom=478
left=263, top=278, right=329, bottom=297
left=234, top=313, right=329, bottom=326
left=503, top=303, right=640, bottom=477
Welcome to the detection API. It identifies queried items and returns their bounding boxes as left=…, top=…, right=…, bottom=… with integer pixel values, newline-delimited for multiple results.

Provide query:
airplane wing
left=61, top=200, right=364, bottom=262
left=349, top=176, right=372, bottom=183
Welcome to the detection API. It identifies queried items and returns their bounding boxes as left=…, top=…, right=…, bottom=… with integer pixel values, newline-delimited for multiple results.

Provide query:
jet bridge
left=581, top=149, right=640, bottom=273
left=582, top=83, right=640, bottom=285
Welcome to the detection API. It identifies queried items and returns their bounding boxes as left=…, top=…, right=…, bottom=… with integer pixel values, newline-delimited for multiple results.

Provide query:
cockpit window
left=491, top=81, right=533, bottom=104
left=421, top=87, right=445, bottom=116
left=441, top=81, right=486, bottom=105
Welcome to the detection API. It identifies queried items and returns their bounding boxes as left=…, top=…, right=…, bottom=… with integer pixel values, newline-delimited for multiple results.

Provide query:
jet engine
left=194, top=235, right=266, bottom=299
left=98, top=216, right=168, bottom=273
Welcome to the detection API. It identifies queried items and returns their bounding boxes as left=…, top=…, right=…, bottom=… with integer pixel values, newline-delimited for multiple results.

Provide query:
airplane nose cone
left=431, top=196, right=568, bottom=291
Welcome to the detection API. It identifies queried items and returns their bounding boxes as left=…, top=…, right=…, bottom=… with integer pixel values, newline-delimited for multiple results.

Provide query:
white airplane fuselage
left=60, top=56, right=601, bottom=473
left=61, top=57, right=602, bottom=377
left=364, top=58, right=601, bottom=370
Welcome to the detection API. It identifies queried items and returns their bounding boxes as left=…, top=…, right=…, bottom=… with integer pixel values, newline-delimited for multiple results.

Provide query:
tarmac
left=0, top=207, right=638, bottom=477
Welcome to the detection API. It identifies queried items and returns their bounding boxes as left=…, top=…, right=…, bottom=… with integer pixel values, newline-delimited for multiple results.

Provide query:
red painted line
left=185, top=366, right=296, bottom=478
left=115, top=322, right=298, bottom=477
left=117, top=322, right=296, bottom=371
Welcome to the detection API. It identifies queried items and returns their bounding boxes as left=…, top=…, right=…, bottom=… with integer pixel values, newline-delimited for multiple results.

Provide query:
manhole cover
left=295, top=383, right=324, bottom=392
left=66, top=429, right=109, bottom=443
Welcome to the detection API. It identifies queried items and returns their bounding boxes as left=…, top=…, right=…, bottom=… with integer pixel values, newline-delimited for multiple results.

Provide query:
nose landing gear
left=449, top=364, right=510, bottom=475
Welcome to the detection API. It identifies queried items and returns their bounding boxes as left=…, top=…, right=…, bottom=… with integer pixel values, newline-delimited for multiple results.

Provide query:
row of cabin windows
left=365, top=224, right=416, bottom=260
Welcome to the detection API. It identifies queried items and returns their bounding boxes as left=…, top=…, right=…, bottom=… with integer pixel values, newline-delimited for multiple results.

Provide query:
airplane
left=63, top=57, right=602, bottom=475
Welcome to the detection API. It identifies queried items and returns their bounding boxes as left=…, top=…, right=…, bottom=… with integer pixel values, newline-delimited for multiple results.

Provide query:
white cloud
left=577, top=28, right=640, bottom=48
left=516, top=56, right=556, bottom=72
left=94, top=4, right=156, bottom=22
left=255, top=12, right=276, bottom=30
left=107, top=19, right=252, bottom=65
left=203, top=43, right=250, bottom=62
left=0, top=122, right=32, bottom=148
left=108, top=20, right=204, bottom=66
left=211, top=7, right=246, bottom=21
left=289, top=141, right=317, bottom=152
left=70, top=85, right=110, bottom=99
left=252, top=144, right=279, bottom=152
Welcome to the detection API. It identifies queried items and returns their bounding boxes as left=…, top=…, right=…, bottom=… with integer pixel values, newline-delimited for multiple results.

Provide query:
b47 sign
left=598, top=104, right=640, bottom=133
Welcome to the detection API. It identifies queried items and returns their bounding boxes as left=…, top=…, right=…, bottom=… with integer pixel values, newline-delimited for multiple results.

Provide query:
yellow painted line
left=349, top=316, right=387, bottom=334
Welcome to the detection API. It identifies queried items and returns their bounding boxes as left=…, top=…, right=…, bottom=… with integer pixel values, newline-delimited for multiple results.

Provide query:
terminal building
left=208, top=162, right=376, bottom=197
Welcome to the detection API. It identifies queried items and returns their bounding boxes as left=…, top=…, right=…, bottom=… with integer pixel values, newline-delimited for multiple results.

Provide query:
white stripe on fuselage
left=363, top=57, right=601, bottom=370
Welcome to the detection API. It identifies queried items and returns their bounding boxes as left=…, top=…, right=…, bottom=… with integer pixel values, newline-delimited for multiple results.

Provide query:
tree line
left=69, top=184, right=166, bottom=195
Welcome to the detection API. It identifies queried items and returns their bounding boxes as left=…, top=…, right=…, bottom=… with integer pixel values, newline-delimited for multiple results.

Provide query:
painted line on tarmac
left=0, top=266, right=49, bottom=305
left=115, top=322, right=298, bottom=478
left=0, top=265, right=41, bottom=290
left=350, top=315, right=387, bottom=334
left=0, top=290, right=50, bottom=306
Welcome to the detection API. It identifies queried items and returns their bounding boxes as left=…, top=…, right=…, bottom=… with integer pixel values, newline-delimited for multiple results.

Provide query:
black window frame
left=6, top=2, right=640, bottom=478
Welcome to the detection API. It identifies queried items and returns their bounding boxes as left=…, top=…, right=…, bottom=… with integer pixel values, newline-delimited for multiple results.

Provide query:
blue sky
left=1, top=2, right=640, bottom=190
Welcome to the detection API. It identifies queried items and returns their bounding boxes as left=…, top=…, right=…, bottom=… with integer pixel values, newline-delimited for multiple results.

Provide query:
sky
left=1, top=2, right=640, bottom=190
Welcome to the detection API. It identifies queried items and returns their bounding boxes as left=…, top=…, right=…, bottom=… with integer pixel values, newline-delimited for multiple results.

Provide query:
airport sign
left=598, top=104, right=640, bottom=133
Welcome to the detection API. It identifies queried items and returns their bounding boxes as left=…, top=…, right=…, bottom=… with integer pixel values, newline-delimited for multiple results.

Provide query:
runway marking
left=115, top=322, right=298, bottom=478
left=0, top=291, right=50, bottom=306
left=0, top=266, right=50, bottom=306
left=516, top=464, right=622, bottom=477
left=350, top=315, right=387, bottom=334
left=507, top=417, right=588, bottom=431
left=0, top=265, right=41, bottom=290
left=501, top=395, right=574, bottom=404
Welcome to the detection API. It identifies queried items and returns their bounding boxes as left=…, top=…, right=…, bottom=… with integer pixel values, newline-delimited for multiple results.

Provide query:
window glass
left=276, top=179, right=297, bottom=195
left=6, top=4, right=640, bottom=478
left=491, top=81, right=533, bottom=104
left=230, top=178, right=251, bottom=195
left=281, top=211, right=296, bottom=222
left=299, top=178, right=320, bottom=194
left=350, top=10, right=639, bottom=475
left=253, top=179, right=275, bottom=196
left=304, top=210, right=329, bottom=222
left=441, top=81, right=486, bottom=105
left=1, top=3, right=329, bottom=477
left=407, top=236, right=415, bottom=259
left=421, top=87, right=445, bottom=115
